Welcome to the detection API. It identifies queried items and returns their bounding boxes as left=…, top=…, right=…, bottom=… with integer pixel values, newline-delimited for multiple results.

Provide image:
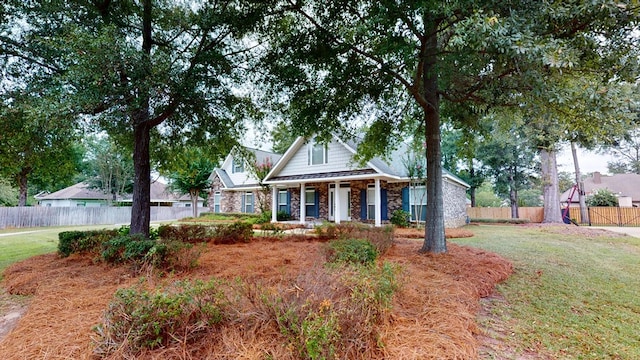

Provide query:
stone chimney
left=592, top=171, right=601, bottom=184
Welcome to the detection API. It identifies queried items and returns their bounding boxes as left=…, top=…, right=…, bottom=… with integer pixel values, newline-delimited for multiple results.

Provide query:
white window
left=367, top=185, right=375, bottom=220
left=410, top=186, right=427, bottom=221
left=213, top=191, right=221, bottom=213
left=305, top=188, right=316, bottom=217
left=278, top=190, right=288, bottom=213
left=243, top=192, right=254, bottom=213
left=308, top=140, right=328, bottom=165
left=233, top=159, right=244, bottom=173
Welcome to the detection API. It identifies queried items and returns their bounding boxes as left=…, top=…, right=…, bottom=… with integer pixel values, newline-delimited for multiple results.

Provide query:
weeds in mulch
left=1, top=223, right=513, bottom=360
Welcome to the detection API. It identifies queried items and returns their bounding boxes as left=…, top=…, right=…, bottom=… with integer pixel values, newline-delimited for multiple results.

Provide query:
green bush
left=212, top=221, right=253, bottom=244
left=586, top=188, right=618, bottom=207
left=325, top=238, right=378, bottom=265
left=158, top=224, right=212, bottom=243
left=101, top=234, right=155, bottom=264
left=315, top=223, right=394, bottom=255
left=93, top=279, right=229, bottom=357
left=276, top=210, right=292, bottom=221
left=390, top=209, right=411, bottom=228
left=58, top=230, right=118, bottom=257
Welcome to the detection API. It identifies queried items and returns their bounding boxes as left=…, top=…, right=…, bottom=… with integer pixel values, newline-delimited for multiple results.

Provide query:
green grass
left=0, top=223, right=171, bottom=274
left=453, top=225, right=640, bottom=360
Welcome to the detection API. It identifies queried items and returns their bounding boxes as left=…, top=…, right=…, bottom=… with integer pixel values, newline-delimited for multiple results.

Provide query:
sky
left=556, top=145, right=615, bottom=175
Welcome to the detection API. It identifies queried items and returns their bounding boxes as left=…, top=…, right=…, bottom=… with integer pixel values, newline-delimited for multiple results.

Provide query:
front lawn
left=453, top=224, right=640, bottom=360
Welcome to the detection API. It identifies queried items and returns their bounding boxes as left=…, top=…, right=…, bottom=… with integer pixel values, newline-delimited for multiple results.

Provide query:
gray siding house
left=210, top=136, right=469, bottom=228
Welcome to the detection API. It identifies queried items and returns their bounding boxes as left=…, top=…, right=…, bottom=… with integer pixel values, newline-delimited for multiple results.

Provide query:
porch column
left=271, top=187, right=278, bottom=223
left=300, top=183, right=306, bottom=225
left=374, top=178, right=382, bottom=227
left=334, top=182, right=341, bottom=224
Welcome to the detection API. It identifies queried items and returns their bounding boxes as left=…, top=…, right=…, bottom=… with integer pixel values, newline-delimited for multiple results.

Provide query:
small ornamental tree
left=250, top=157, right=274, bottom=213
left=168, top=152, right=215, bottom=218
left=586, top=189, right=619, bottom=207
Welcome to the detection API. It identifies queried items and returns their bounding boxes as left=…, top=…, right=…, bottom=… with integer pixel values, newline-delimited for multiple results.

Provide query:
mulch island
left=0, top=224, right=512, bottom=359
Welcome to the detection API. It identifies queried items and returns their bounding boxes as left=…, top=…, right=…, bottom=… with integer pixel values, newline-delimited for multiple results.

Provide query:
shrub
left=255, top=210, right=272, bottom=224
left=259, top=262, right=401, bottom=359
left=101, top=234, right=154, bottom=264
left=325, top=238, right=378, bottom=265
left=212, top=221, right=253, bottom=244
left=93, top=279, right=229, bottom=357
left=276, top=210, right=292, bottom=221
left=586, top=188, right=618, bottom=207
left=158, top=224, right=212, bottom=243
left=390, top=209, right=411, bottom=228
left=58, top=230, right=118, bottom=257
left=315, top=223, right=394, bottom=255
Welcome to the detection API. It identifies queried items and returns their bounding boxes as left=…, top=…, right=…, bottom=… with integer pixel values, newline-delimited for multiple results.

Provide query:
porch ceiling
left=264, top=169, right=401, bottom=185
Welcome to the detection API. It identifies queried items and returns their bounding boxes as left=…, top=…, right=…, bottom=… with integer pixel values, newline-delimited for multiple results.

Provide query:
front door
left=329, top=187, right=351, bottom=221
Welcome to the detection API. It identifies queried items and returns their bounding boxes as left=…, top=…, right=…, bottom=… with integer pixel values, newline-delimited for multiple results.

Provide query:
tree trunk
left=17, top=168, right=29, bottom=207
left=420, top=27, right=446, bottom=254
left=571, top=142, right=589, bottom=224
left=129, top=0, right=153, bottom=236
left=469, top=163, right=477, bottom=207
left=509, top=167, right=519, bottom=218
left=510, top=187, right=519, bottom=218
left=130, top=121, right=151, bottom=236
left=541, top=148, right=562, bottom=223
left=190, top=189, right=199, bottom=218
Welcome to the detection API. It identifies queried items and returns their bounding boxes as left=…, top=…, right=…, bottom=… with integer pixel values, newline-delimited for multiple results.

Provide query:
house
left=36, top=182, right=112, bottom=207
left=208, top=136, right=469, bottom=227
left=560, top=171, right=640, bottom=207
left=207, top=147, right=283, bottom=214
left=36, top=181, right=200, bottom=207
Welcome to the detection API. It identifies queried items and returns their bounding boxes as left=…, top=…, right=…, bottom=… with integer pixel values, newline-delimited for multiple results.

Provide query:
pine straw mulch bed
left=0, top=230, right=512, bottom=360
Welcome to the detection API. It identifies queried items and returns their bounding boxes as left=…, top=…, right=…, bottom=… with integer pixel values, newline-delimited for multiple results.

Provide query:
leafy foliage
left=586, top=189, right=619, bottom=207
left=390, top=209, right=411, bottom=228
left=94, top=279, right=229, bottom=357
left=80, top=135, right=134, bottom=201
left=325, top=239, right=378, bottom=266
left=58, top=230, right=118, bottom=257
left=167, top=148, right=215, bottom=217
left=0, top=177, right=18, bottom=206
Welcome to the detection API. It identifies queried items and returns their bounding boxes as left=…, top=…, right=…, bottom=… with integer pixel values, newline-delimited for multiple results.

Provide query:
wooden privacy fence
left=567, top=207, right=640, bottom=226
left=467, top=207, right=544, bottom=223
left=467, top=206, right=640, bottom=226
left=0, top=207, right=207, bottom=229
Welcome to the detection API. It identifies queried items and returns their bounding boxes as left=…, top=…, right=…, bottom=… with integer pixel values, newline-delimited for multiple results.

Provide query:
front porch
left=269, top=178, right=405, bottom=227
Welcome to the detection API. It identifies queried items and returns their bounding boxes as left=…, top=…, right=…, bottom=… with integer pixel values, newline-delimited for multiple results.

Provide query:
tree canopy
left=2, top=0, right=272, bottom=234
left=259, top=0, right=638, bottom=252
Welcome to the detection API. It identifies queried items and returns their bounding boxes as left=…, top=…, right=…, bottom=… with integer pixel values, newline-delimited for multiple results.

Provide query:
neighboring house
left=259, top=135, right=470, bottom=228
left=207, top=147, right=283, bottom=214
left=36, top=181, right=200, bottom=207
left=36, top=182, right=112, bottom=207
left=560, top=171, right=640, bottom=207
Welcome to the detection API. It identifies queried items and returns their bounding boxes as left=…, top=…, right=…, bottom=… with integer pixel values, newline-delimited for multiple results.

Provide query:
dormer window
left=308, top=140, right=328, bottom=165
left=232, top=159, right=244, bottom=173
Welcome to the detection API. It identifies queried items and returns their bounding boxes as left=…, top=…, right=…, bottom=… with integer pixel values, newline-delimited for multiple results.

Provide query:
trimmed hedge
left=58, top=230, right=118, bottom=257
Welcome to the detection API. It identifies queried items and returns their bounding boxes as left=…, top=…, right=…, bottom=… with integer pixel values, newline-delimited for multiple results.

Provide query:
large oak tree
left=2, top=0, right=271, bottom=235
left=261, top=1, right=638, bottom=253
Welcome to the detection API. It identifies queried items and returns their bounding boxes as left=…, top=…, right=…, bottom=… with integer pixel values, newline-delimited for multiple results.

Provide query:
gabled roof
left=561, top=172, right=640, bottom=202
left=264, top=134, right=470, bottom=188
left=38, top=181, right=191, bottom=203
left=37, top=182, right=111, bottom=201
left=209, top=146, right=283, bottom=189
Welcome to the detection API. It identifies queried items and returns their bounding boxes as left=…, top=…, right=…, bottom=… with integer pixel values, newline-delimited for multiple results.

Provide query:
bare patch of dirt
left=0, top=230, right=514, bottom=359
